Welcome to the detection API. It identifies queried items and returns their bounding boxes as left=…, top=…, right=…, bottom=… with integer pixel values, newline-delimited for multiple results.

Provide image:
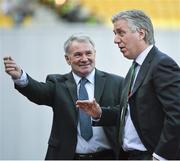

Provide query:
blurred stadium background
left=0, top=0, right=180, bottom=28
left=0, top=0, right=180, bottom=159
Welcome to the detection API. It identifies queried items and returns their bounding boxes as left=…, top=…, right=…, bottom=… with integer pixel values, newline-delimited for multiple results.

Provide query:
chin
left=80, top=69, right=92, bottom=76
left=78, top=71, right=88, bottom=76
left=123, top=53, right=131, bottom=59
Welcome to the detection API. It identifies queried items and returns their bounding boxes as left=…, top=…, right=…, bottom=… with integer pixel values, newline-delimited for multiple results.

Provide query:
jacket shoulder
left=96, top=69, right=124, bottom=80
left=46, top=74, right=67, bottom=83
left=151, top=47, right=179, bottom=67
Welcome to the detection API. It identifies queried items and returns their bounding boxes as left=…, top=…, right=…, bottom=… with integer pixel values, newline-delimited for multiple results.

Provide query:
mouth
left=119, top=46, right=126, bottom=53
left=79, top=64, right=90, bottom=68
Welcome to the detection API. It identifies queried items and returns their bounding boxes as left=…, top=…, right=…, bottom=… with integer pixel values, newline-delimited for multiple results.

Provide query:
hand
left=3, top=56, right=22, bottom=79
left=76, top=98, right=102, bottom=119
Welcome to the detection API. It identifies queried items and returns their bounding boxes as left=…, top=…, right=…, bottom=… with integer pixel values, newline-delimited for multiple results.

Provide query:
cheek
left=70, top=58, right=80, bottom=64
left=91, top=56, right=95, bottom=61
left=90, top=58, right=96, bottom=65
left=127, top=36, right=138, bottom=47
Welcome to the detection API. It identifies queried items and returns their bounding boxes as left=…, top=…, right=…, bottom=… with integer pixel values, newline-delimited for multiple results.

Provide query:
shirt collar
left=72, top=69, right=95, bottom=85
left=135, top=45, right=153, bottom=66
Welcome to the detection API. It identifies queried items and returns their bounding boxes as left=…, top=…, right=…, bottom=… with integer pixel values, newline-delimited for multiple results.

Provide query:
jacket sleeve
left=93, top=105, right=120, bottom=126
left=15, top=74, right=56, bottom=106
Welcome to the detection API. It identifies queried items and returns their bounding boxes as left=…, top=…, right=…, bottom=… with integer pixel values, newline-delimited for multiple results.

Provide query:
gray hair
left=112, top=9, right=155, bottom=45
left=64, top=34, right=96, bottom=55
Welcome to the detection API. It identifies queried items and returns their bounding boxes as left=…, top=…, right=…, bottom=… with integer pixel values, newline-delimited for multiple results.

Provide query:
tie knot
left=80, top=77, right=88, bottom=85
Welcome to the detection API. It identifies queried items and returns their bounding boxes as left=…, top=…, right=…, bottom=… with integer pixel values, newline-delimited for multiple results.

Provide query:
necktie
left=119, top=61, right=138, bottom=145
left=78, top=77, right=93, bottom=141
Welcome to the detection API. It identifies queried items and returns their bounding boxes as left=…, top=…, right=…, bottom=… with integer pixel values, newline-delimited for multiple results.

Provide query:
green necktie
left=119, top=61, right=138, bottom=145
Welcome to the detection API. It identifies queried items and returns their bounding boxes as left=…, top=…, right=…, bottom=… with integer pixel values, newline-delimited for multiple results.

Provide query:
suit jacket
left=15, top=68, right=124, bottom=160
left=99, top=46, right=180, bottom=159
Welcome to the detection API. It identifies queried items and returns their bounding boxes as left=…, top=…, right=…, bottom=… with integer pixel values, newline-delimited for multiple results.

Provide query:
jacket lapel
left=64, top=72, right=78, bottom=125
left=131, top=46, right=156, bottom=95
left=94, top=69, right=106, bottom=103
left=64, top=72, right=77, bottom=105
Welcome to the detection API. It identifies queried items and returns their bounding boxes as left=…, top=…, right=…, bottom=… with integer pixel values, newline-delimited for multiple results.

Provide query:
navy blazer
left=99, top=46, right=180, bottom=159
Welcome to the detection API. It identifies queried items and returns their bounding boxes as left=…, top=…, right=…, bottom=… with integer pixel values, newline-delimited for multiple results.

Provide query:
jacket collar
left=131, top=46, right=158, bottom=96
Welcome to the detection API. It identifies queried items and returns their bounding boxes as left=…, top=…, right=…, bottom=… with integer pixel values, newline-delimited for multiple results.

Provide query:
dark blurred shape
left=39, top=0, right=101, bottom=24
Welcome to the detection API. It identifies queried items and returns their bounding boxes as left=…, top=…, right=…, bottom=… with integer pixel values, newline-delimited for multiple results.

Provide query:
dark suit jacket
left=98, top=46, right=180, bottom=159
left=15, top=68, right=124, bottom=160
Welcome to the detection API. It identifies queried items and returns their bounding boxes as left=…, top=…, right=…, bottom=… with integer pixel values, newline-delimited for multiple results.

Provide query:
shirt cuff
left=13, top=70, right=28, bottom=87
left=91, top=117, right=100, bottom=122
left=91, top=113, right=102, bottom=122
left=153, top=153, right=167, bottom=160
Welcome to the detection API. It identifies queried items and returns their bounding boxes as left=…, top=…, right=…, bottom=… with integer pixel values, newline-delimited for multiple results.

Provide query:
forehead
left=113, top=19, right=129, bottom=31
left=69, top=41, right=94, bottom=52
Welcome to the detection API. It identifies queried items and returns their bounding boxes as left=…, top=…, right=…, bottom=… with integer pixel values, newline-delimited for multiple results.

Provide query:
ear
left=138, top=28, right=146, bottom=40
left=65, top=55, right=71, bottom=65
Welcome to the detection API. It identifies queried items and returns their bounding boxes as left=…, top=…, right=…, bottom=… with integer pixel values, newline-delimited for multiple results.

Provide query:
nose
left=114, top=35, right=121, bottom=44
left=80, top=54, right=88, bottom=62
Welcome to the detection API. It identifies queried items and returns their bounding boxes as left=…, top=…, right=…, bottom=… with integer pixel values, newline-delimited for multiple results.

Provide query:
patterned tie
left=78, top=77, right=93, bottom=141
left=119, top=61, right=138, bottom=145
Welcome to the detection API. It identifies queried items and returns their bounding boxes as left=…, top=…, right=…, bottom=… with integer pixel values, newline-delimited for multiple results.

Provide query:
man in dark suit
left=3, top=34, right=124, bottom=160
left=76, top=10, right=180, bottom=160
